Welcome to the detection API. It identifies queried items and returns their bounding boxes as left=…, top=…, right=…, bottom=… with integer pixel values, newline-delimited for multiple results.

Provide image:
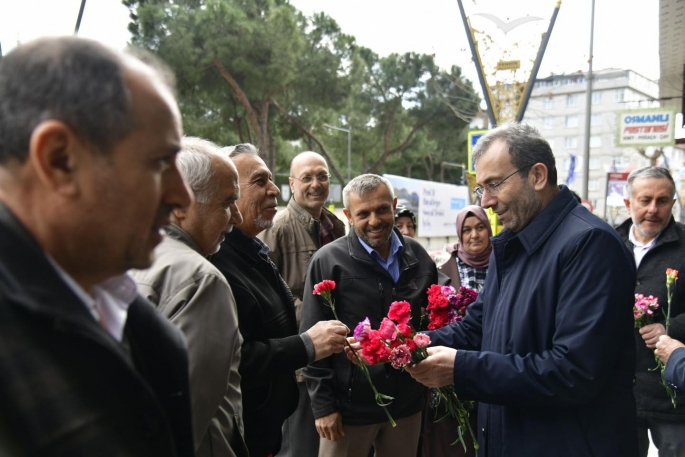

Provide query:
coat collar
left=0, top=203, right=136, bottom=360
left=492, top=185, right=578, bottom=255
left=617, top=216, right=678, bottom=248
left=164, top=224, right=204, bottom=256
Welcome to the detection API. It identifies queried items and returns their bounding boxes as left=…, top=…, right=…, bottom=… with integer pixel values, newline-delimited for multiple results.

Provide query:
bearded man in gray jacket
left=131, top=137, right=247, bottom=457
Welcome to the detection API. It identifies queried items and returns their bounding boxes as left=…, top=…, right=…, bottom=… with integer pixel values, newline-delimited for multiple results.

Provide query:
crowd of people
left=1, top=36, right=684, bottom=457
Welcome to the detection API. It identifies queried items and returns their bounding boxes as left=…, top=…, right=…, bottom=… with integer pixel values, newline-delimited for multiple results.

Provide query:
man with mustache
left=210, top=144, right=349, bottom=457
left=300, top=174, right=437, bottom=457
left=0, top=37, right=194, bottom=455
left=259, top=151, right=346, bottom=457
left=405, top=123, right=638, bottom=456
left=616, top=166, right=685, bottom=457
left=131, top=137, right=247, bottom=457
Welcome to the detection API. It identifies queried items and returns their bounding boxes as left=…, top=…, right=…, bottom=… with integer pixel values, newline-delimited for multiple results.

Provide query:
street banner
left=616, top=108, right=677, bottom=147
left=606, top=172, right=630, bottom=207
left=384, top=174, right=471, bottom=237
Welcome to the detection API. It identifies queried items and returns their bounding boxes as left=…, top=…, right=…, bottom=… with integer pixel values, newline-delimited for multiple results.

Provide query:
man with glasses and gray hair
left=616, top=166, right=685, bottom=457
left=259, top=151, right=345, bottom=457
left=405, top=123, right=639, bottom=456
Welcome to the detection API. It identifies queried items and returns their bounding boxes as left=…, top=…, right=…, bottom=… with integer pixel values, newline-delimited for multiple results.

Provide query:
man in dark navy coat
left=406, top=123, right=638, bottom=457
left=0, top=37, right=194, bottom=456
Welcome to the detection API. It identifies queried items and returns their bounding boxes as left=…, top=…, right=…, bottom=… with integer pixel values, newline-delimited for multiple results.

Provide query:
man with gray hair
left=259, top=151, right=346, bottom=457
left=131, top=137, right=247, bottom=457
left=616, top=166, right=685, bottom=457
left=210, top=144, right=349, bottom=457
left=405, top=123, right=638, bottom=456
left=0, top=37, right=194, bottom=455
left=300, top=173, right=436, bottom=457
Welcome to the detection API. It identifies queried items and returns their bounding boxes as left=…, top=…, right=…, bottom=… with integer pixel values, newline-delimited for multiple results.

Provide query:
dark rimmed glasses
left=474, top=164, right=534, bottom=197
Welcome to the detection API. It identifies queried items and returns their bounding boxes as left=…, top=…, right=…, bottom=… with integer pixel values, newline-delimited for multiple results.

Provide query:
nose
left=165, top=165, right=193, bottom=211
left=369, top=212, right=381, bottom=227
left=647, top=201, right=659, bottom=213
left=480, top=191, right=495, bottom=209
left=230, top=202, right=243, bottom=227
left=267, top=179, right=280, bottom=198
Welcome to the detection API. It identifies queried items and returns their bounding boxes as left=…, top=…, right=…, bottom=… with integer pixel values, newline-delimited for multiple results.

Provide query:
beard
left=255, top=212, right=274, bottom=231
left=356, top=223, right=393, bottom=248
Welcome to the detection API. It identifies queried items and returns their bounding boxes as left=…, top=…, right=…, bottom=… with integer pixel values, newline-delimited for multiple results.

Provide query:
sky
left=0, top=0, right=660, bottom=89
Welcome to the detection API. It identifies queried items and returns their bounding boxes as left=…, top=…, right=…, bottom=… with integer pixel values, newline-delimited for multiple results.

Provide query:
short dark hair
left=0, top=37, right=161, bottom=164
left=472, top=123, right=557, bottom=186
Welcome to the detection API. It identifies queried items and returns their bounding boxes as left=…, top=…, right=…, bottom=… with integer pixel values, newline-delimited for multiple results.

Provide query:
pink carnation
left=413, top=333, right=430, bottom=348
left=389, top=344, right=412, bottom=369
left=379, top=318, right=397, bottom=341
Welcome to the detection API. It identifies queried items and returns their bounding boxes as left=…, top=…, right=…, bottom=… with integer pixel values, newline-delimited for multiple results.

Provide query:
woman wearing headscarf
left=438, top=205, right=493, bottom=290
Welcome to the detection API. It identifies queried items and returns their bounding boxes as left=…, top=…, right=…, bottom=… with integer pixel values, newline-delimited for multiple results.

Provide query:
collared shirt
left=46, top=255, right=137, bottom=342
left=358, top=230, right=403, bottom=283
left=629, top=223, right=660, bottom=268
left=318, top=211, right=336, bottom=246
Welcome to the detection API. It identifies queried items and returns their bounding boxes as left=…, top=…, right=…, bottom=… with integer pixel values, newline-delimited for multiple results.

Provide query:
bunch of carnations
left=426, top=284, right=478, bottom=331
left=634, top=294, right=659, bottom=329
left=312, top=280, right=396, bottom=426
left=354, top=301, right=478, bottom=452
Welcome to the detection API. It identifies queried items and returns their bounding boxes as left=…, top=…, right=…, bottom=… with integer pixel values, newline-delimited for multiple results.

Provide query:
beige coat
left=131, top=225, right=248, bottom=457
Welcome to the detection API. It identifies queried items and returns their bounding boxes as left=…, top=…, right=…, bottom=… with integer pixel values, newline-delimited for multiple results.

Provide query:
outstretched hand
left=307, top=320, right=349, bottom=361
left=405, top=346, right=457, bottom=388
left=344, top=337, right=370, bottom=365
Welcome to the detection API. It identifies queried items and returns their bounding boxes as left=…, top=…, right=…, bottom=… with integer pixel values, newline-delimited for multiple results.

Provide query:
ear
left=28, top=121, right=83, bottom=197
left=288, top=176, right=294, bottom=193
left=392, top=197, right=398, bottom=211
left=343, top=208, right=353, bottom=225
left=529, top=163, right=548, bottom=191
left=172, top=206, right=188, bottom=221
left=623, top=198, right=632, bottom=213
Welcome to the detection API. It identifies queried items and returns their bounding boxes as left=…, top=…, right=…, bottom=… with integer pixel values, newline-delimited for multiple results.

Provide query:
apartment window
left=591, top=114, right=602, bottom=126
left=566, top=94, right=578, bottom=107
left=565, top=115, right=578, bottom=128
left=615, top=89, right=625, bottom=103
left=589, top=179, right=599, bottom=191
left=564, top=137, right=578, bottom=149
left=544, top=97, right=554, bottom=109
left=592, top=92, right=602, bottom=105
left=543, top=117, right=555, bottom=129
left=590, top=136, right=602, bottom=148
left=589, top=158, right=600, bottom=170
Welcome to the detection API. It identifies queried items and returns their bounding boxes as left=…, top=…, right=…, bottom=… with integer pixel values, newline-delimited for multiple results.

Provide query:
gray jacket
left=131, top=225, right=248, bottom=457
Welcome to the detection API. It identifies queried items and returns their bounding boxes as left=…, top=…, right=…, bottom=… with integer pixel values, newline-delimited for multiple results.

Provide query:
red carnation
left=388, top=301, right=411, bottom=325
left=313, top=280, right=336, bottom=295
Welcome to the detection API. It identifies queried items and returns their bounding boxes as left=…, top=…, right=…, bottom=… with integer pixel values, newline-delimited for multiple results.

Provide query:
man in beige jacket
left=131, top=137, right=247, bottom=457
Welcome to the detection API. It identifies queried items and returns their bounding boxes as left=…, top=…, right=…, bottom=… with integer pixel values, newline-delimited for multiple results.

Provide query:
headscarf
left=454, top=205, right=492, bottom=269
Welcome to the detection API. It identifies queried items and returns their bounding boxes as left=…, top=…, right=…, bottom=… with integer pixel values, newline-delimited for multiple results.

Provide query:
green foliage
left=123, top=0, right=480, bottom=184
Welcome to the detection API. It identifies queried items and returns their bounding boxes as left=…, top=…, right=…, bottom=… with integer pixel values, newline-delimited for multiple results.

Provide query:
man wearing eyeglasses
left=259, top=151, right=345, bottom=457
left=406, top=123, right=639, bottom=456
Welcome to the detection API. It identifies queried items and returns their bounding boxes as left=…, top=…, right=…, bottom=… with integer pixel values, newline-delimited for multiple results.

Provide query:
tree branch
left=213, top=57, right=261, bottom=145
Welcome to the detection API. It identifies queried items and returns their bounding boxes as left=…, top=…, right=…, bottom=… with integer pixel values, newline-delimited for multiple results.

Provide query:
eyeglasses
left=474, top=164, right=534, bottom=197
left=292, top=173, right=331, bottom=184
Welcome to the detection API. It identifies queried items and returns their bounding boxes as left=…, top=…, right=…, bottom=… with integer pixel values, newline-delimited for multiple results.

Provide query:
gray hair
left=223, top=143, right=259, bottom=159
left=177, top=137, right=224, bottom=204
left=472, top=122, right=557, bottom=186
left=625, top=166, right=676, bottom=199
left=0, top=36, right=174, bottom=164
left=343, top=174, right=395, bottom=209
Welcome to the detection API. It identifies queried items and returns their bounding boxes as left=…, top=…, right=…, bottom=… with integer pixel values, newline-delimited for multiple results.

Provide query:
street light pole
left=323, top=123, right=351, bottom=182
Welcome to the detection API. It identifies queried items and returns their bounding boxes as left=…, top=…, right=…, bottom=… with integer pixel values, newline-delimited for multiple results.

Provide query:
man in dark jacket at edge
left=300, top=174, right=438, bottom=457
left=0, top=37, right=194, bottom=455
left=406, top=123, right=638, bottom=457
left=210, top=143, right=348, bottom=457
left=616, top=166, right=685, bottom=457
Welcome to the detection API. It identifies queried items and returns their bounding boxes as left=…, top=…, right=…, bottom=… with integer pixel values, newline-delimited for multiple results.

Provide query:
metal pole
left=74, top=0, right=87, bottom=35
left=516, top=1, right=562, bottom=122
left=581, top=0, right=595, bottom=201
left=347, top=128, right=351, bottom=182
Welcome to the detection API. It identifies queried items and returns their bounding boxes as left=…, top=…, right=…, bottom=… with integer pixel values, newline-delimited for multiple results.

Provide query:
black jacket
left=211, top=228, right=308, bottom=457
left=0, top=204, right=194, bottom=456
left=300, top=228, right=437, bottom=425
left=617, top=217, right=685, bottom=419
